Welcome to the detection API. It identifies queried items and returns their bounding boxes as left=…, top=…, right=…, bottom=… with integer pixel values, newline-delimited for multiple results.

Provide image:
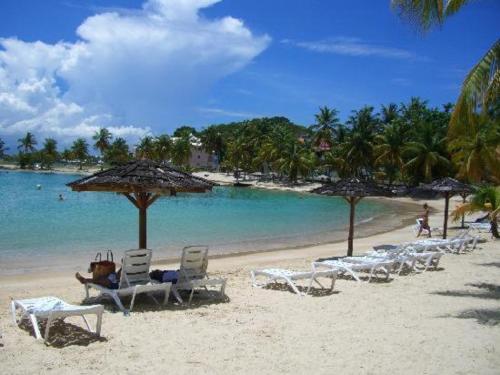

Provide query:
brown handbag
left=89, top=250, right=116, bottom=281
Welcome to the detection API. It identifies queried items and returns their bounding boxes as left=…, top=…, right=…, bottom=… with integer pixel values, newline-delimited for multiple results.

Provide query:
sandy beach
left=0, top=196, right=499, bottom=374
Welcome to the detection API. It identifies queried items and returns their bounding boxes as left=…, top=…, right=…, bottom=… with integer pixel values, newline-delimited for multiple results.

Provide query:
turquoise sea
left=0, top=170, right=393, bottom=274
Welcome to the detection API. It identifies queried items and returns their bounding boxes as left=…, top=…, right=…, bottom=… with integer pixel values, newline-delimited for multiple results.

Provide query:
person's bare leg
left=75, top=272, right=91, bottom=284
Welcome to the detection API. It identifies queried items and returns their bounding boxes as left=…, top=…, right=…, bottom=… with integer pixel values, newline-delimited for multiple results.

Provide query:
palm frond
left=449, top=40, right=500, bottom=137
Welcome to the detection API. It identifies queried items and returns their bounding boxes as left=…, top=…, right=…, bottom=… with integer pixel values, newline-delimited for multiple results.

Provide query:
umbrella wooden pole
left=348, top=198, right=355, bottom=256
left=344, top=196, right=361, bottom=257
left=443, top=192, right=450, bottom=239
left=460, top=193, right=467, bottom=229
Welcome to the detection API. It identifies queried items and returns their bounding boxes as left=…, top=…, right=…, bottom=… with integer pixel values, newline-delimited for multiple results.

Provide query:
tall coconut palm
left=341, top=106, right=379, bottom=177
left=92, top=128, right=112, bottom=158
left=17, top=132, right=37, bottom=153
left=277, top=142, right=316, bottom=184
left=154, top=134, right=172, bottom=161
left=71, top=138, right=89, bottom=170
left=403, top=123, right=450, bottom=182
left=135, top=136, right=155, bottom=159
left=380, top=103, right=399, bottom=124
left=0, top=138, right=8, bottom=158
left=391, top=1, right=499, bottom=137
left=200, top=126, right=224, bottom=162
left=171, top=136, right=192, bottom=167
left=310, top=106, right=341, bottom=148
left=41, top=138, right=58, bottom=169
left=104, top=137, right=130, bottom=166
left=448, top=114, right=500, bottom=183
left=374, top=122, right=407, bottom=183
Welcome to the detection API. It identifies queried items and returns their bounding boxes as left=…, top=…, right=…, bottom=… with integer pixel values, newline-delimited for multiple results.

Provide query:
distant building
left=171, top=134, right=218, bottom=170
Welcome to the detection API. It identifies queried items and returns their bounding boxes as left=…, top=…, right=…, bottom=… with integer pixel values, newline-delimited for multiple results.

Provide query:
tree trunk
left=443, top=192, right=450, bottom=239
left=347, top=197, right=356, bottom=256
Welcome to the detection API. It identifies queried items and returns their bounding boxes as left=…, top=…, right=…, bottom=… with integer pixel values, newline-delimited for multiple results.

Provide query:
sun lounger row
left=251, top=230, right=484, bottom=297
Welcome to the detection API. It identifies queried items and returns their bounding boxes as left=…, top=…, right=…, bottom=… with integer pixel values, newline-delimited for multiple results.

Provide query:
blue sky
left=0, top=0, right=498, bottom=148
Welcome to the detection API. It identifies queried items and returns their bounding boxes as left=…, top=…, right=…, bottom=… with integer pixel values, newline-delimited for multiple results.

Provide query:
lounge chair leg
left=11, top=301, right=18, bottom=325
left=85, top=284, right=90, bottom=299
left=95, top=311, right=102, bottom=336
left=44, top=314, right=55, bottom=342
left=81, top=315, right=92, bottom=332
left=129, top=290, right=138, bottom=312
left=29, top=314, right=42, bottom=340
left=283, top=276, right=302, bottom=295
left=188, top=289, right=195, bottom=305
left=110, top=293, right=128, bottom=314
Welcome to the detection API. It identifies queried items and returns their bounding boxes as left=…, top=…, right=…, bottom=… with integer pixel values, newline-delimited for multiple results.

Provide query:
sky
left=0, top=0, right=499, bottom=149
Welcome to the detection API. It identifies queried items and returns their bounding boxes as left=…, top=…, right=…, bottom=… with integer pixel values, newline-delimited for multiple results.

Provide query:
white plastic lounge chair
left=171, top=246, right=227, bottom=305
left=11, top=296, right=103, bottom=343
left=368, top=244, right=443, bottom=273
left=312, top=257, right=393, bottom=282
left=84, top=249, right=171, bottom=314
left=250, top=268, right=338, bottom=296
left=467, top=222, right=491, bottom=233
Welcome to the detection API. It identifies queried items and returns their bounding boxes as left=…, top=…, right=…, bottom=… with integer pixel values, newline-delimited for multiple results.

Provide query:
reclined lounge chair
left=11, top=296, right=103, bottom=343
left=83, top=249, right=171, bottom=314
left=250, top=268, right=338, bottom=296
left=171, top=246, right=227, bottom=305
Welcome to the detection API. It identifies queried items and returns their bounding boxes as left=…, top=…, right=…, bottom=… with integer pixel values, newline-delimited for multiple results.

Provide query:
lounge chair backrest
left=119, top=249, right=153, bottom=288
left=179, top=246, right=208, bottom=281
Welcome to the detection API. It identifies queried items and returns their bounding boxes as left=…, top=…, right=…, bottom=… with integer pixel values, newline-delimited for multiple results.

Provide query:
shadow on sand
left=18, top=319, right=107, bottom=348
left=434, top=282, right=500, bottom=326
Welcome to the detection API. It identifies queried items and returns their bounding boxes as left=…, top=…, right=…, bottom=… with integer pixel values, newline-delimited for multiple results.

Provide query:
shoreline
left=0, top=195, right=426, bottom=280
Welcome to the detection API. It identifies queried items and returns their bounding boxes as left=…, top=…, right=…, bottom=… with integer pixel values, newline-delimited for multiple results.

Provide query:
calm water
left=0, top=170, right=392, bottom=272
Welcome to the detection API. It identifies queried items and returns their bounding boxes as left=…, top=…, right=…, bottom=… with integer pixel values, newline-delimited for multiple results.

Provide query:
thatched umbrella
left=312, top=178, right=393, bottom=256
left=67, top=160, right=214, bottom=249
left=419, top=177, right=475, bottom=239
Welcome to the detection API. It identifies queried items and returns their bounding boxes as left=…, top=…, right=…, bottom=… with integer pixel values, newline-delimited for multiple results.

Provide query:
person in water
left=417, top=203, right=431, bottom=237
left=58, top=194, right=64, bottom=201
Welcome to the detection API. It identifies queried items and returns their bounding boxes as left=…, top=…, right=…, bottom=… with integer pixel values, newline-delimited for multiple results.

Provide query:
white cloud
left=0, top=0, right=270, bottom=146
left=282, top=37, right=426, bottom=61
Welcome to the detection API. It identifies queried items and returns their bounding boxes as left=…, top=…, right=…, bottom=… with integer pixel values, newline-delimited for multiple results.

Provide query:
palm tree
left=17, top=132, right=37, bottom=153
left=380, top=103, right=399, bottom=124
left=277, top=142, right=316, bottom=184
left=71, top=138, right=89, bottom=170
left=451, top=185, right=500, bottom=238
left=341, top=106, right=379, bottom=177
left=104, top=138, right=130, bottom=165
left=310, top=106, right=341, bottom=148
left=448, top=115, right=500, bottom=183
left=154, top=134, right=172, bottom=161
left=200, top=126, right=224, bottom=163
left=0, top=138, right=8, bottom=158
left=92, top=128, right=112, bottom=158
left=135, top=136, right=155, bottom=159
left=171, top=136, right=192, bottom=167
left=391, top=1, right=499, bottom=138
left=403, top=123, right=450, bottom=182
left=41, top=138, right=58, bottom=169
left=374, top=122, right=407, bottom=183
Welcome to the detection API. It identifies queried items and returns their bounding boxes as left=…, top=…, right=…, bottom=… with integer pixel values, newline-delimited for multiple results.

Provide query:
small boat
left=233, top=182, right=252, bottom=187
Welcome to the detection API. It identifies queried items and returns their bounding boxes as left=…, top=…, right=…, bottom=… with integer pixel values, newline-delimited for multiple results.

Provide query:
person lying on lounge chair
left=75, top=270, right=121, bottom=289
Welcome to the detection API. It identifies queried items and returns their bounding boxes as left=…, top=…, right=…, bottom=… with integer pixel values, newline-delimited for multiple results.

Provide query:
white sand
left=0, top=198, right=499, bottom=374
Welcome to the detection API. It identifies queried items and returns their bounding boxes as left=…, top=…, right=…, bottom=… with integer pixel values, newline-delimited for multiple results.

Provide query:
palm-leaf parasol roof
left=420, top=177, right=475, bottom=195
left=312, top=178, right=393, bottom=256
left=311, top=178, right=393, bottom=198
left=67, top=159, right=215, bottom=249
left=67, top=159, right=214, bottom=194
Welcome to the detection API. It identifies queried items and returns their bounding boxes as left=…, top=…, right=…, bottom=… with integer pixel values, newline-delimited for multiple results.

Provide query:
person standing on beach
left=417, top=203, right=431, bottom=237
